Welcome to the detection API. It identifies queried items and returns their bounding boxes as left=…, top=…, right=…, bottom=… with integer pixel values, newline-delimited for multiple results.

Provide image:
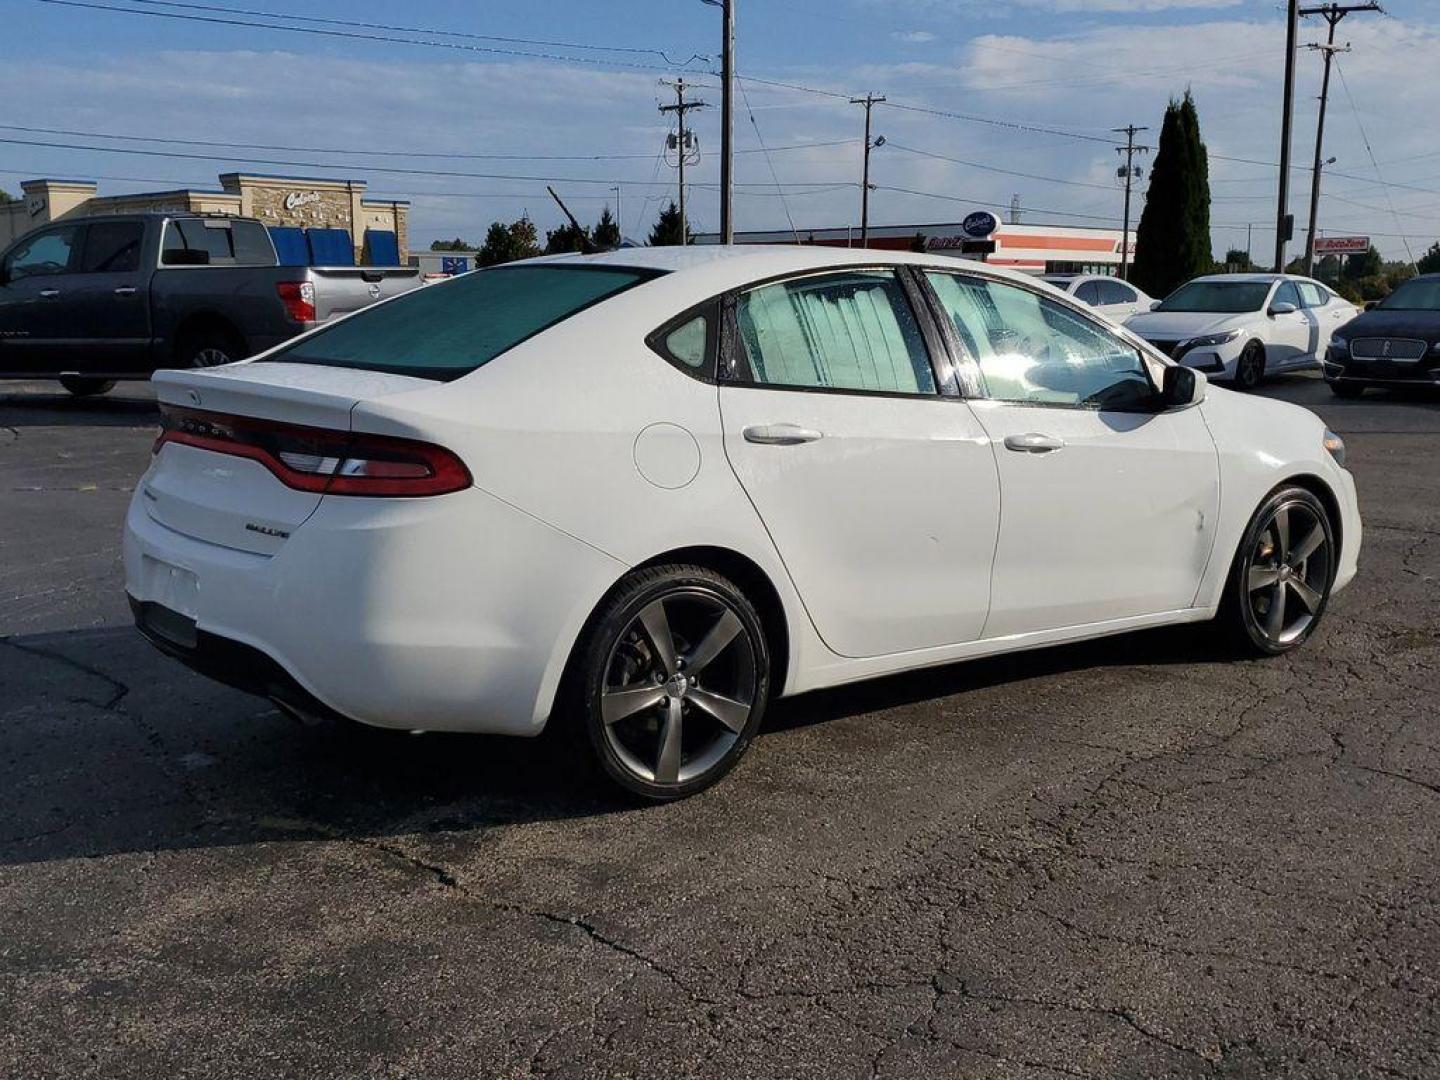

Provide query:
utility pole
left=720, top=0, right=735, bottom=244
left=1274, top=0, right=1301, bottom=272
left=1300, top=2, right=1382, bottom=274
left=1112, top=125, right=1150, bottom=282
left=659, top=79, right=707, bottom=245
left=850, top=93, right=886, bottom=248
left=611, top=184, right=621, bottom=237
left=699, top=0, right=735, bottom=243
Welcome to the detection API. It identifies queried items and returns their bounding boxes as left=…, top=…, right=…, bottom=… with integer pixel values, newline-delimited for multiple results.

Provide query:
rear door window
left=1073, top=280, right=1102, bottom=305
left=267, top=264, right=657, bottom=380
left=80, top=221, right=144, bottom=273
left=734, top=270, right=937, bottom=395
left=1098, top=280, right=1137, bottom=306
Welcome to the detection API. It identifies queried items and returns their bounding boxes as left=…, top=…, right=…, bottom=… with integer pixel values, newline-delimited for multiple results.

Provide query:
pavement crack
left=0, top=635, right=130, bottom=710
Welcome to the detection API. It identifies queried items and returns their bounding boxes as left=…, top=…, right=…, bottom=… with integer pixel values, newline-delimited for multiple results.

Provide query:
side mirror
left=1363, top=300, right=1380, bottom=312
left=1149, top=299, right=1161, bottom=311
left=1269, top=301, right=1297, bottom=316
left=1161, top=365, right=1207, bottom=409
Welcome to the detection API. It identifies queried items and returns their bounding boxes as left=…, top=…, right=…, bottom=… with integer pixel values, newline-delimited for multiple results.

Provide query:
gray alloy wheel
left=577, top=566, right=769, bottom=800
left=1229, top=487, right=1335, bottom=655
left=179, top=327, right=246, bottom=369
left=1234, top=342, right=1266, bottom=391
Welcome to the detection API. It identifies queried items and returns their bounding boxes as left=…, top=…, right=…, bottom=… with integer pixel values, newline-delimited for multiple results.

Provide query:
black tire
left=58, top=376, right=116, bottom=397
left=1233, top=341, right=1266, bottom=391
left=1220, top=485, right=1336, bottom=656
left=568, top=564, right=771, bottom=801
left=176, top=325, right=247, bottom=369
left=1329, top=381, right=1365, bottom=399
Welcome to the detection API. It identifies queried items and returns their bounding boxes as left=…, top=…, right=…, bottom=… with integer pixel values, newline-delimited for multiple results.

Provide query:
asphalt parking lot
left=2, top=374, right=1437, bottom=1079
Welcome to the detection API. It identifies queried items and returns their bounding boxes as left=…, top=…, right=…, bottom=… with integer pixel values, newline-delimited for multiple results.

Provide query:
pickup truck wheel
left=178, top=327, right=247, bottom=369
left=59, top=377, right=116, bottom=397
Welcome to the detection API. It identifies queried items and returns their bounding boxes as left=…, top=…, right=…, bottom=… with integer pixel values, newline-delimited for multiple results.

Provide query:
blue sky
left=3, top=0, right=1438, bottom=259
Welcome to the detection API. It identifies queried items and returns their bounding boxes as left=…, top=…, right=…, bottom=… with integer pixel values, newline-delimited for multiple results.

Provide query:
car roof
left=545, top=243, right=1054, bottom=295
left=1189, top=273, right=1286, bottom=284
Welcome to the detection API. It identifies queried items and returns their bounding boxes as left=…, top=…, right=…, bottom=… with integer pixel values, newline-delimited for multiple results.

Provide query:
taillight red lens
left=276, top=280, right=316, bottom=323
left=154, top=405, right=471, bottom=498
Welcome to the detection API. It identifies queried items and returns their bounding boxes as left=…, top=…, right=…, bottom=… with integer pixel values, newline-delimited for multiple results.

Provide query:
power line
left=885, top=142, right=1117, bottom=191
left=0, top=123, right=858, bottom=163
left=125, top=0, right=710, bottom=64
left=1332, top=56, right=1417, bottom=268
left=737, top=75, right=801, bottom=244
left=34, top=0, right=715, bottom=75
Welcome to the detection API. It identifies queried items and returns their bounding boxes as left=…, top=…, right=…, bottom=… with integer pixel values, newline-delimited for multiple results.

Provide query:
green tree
left=593, top=206, right=621, bottom=249
left=478, top=216, right=541, bottom=267
left=1416, top=242, right=1440, bottom=276
left=429, top=237, right=473, bottom=252
left=0, top=188, right=14, bottom=205
left=1341, top=244, right=1383, bottom=281
left=544, top=221, right=590, bottom=254
left=648, top=201, right=692, bottom=247
left=1131, top=91, right=1212, bottom=298
left=909, top=232, right=929, bottom=253
left=1223, top=247, right=1252, bottom=271
left=1314, top=254, right=1341, bottom=283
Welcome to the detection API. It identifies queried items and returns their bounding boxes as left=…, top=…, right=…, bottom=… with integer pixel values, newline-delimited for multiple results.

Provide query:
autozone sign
left=1314, top=236, right=1370, bottom=254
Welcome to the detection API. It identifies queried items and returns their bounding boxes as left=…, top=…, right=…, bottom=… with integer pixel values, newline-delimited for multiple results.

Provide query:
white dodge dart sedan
left=125, top=246, right=1361, bottom=799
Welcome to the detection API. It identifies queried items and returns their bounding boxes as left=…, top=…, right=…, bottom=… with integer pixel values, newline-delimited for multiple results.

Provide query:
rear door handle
left=1004, top=432, right=1065, bottom=454
left=38, top=288, right=60, bottom=300
left=743, top=423, right=823, bottom=446
left=113, top=286, right=138, bottom=297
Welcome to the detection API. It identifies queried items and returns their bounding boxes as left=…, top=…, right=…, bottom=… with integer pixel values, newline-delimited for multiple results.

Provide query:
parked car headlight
left=1323, top=429, right=1347, bottom=468
left=1182, top=329, right=1241, bottom=349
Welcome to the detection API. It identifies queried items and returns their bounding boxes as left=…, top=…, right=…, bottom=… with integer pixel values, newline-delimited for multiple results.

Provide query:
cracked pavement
left=1, top=376, right=1438, bottom=1079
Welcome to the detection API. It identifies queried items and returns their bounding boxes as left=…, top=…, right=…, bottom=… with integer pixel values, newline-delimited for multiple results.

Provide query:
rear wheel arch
left=172, top=313, right=249, bottom=367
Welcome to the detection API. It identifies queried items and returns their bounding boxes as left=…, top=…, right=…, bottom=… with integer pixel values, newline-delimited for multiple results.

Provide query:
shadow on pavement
left=0, top=386, right=159, bottom=429
left=0, top=617, right=1231, bottom=869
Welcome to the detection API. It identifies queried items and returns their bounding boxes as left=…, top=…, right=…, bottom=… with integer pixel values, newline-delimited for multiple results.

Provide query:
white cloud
left=892, top=30, right=938, bottom=43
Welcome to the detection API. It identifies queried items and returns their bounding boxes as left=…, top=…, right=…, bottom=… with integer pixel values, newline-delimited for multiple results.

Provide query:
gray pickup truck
left=0, top=212, right=422, bottom=396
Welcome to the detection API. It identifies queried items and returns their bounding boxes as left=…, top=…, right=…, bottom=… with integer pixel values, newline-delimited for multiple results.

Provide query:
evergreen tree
left=430, top=237, right=472, bottom=252
left=1223, top=247, right=1251, bottom=271
left=648, top=201, right=692, bottom=247
left=593, top=206, right=622, bottom=249
left=1415, top=242, right=1440, bottom=276
left=544, top=221, right=590, bottom=255
left=1131, top=91, right=1212, bottom=298
left=478, top=216, right=542, bottom=266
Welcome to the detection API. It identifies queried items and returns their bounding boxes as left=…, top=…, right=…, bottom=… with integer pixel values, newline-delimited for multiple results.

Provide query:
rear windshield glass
left=1157, top=281, right=1271, bottom=313
left=266, top=264, right=656, bottom=380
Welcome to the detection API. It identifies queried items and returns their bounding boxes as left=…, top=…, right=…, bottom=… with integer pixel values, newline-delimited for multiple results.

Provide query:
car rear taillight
left=154, top=405, right=471, bottom=497
left=276, top=280, right=316, bottom=323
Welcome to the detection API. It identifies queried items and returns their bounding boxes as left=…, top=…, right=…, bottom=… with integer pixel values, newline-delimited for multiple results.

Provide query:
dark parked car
left=0, top=213, right=421, bottom=396
left=1325, top=274, right=1440, bottom=397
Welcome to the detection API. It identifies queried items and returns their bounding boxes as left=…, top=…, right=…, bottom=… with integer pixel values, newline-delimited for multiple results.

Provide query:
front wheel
left=1233, top=342, right=1266, bottom=391
left=1221, top=486, right=1336, bottom=656
left=59, top=376, right=116, bottom=397
left=570, top=565, right=770, bottom=800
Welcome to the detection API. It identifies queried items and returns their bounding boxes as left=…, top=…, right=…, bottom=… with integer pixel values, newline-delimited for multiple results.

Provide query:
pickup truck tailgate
left=311, top=267, right=423, bottom=322
left=142, top=362, right=436, bottom=554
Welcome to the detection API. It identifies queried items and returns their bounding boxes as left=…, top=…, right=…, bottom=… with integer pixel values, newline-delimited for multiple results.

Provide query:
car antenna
left=546, top=185, right=598, bottom=255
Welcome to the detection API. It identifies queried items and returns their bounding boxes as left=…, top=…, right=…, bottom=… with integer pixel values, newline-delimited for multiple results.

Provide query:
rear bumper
left=123, top=483, right=625, bottom=735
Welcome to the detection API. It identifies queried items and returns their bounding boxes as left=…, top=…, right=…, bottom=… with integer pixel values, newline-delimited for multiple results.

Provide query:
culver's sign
left=283, top=190, right=324, bottom=212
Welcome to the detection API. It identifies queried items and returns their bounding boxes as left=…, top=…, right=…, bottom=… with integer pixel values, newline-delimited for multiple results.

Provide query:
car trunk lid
left=143, top=363, right=439, bottom=555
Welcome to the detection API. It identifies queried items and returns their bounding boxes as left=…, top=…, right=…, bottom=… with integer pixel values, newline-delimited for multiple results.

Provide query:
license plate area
left=140, top=555, right=200, bottom=622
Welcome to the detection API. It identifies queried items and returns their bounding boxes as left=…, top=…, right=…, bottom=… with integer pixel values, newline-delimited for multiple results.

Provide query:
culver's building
left=700, top=213, right=1133, bottom=276
left=0, top=173, right=409, bottom=266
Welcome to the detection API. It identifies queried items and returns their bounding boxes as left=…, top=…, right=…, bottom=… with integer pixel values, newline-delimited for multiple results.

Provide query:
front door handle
left=113, top=286, right=138, bottom=297
left=38, top=288, right=60, bottom=300
left=1004, top=432, right=1065, bottom=454
left=743, top=423, right=824, bottom=446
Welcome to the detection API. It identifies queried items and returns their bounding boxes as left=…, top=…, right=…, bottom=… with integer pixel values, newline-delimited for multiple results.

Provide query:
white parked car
left=1040, top=273, right=1153, bottom=322
left=1125, top=273, right=1359, bottom=390
left=124, top=247, right=1361, bottom=799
